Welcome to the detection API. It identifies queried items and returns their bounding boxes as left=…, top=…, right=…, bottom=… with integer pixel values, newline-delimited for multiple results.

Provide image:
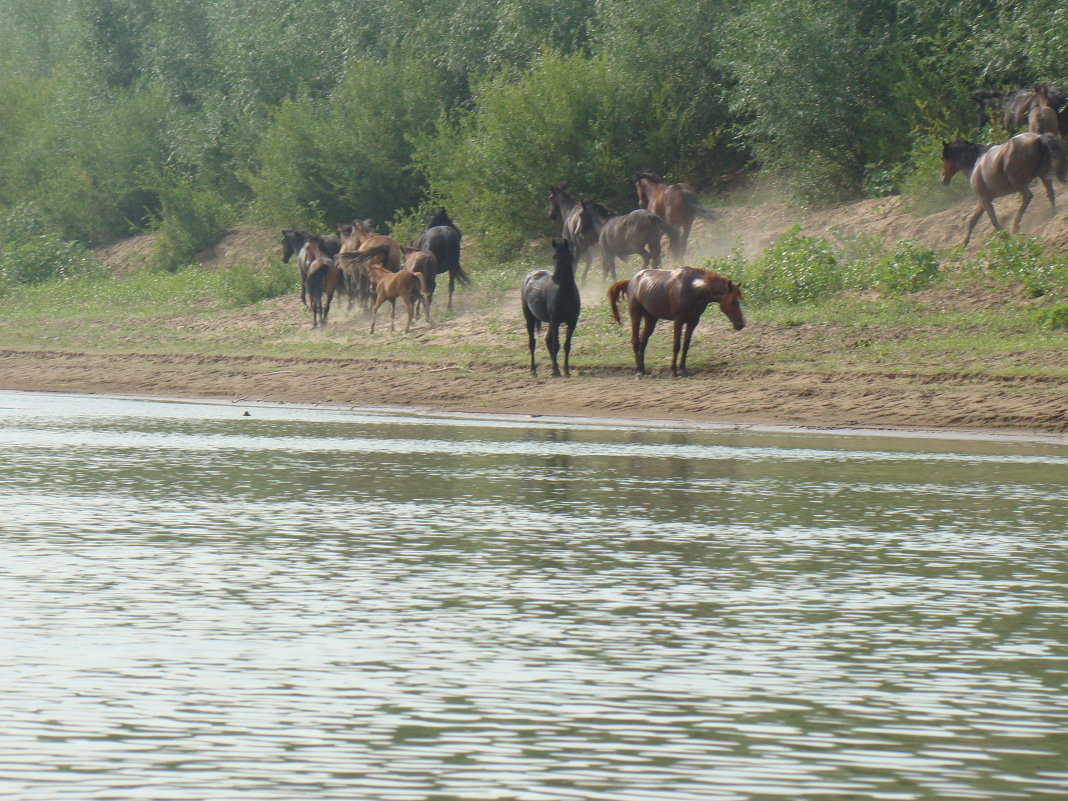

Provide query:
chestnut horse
left=1028, top=84, right=1060, bottom=136
left=941, top=133, right=1067, bottom=246
left=1003, top=84, right=1068, bottom=131
left=366, top=264, right=427, bottom=334
left=608, top=266, right=745, bottom=377
left=301, top=238, right=340, bottom=328
left=403, top=246, right=438, bottom=324
left=634, top=170, right=719, bottom=257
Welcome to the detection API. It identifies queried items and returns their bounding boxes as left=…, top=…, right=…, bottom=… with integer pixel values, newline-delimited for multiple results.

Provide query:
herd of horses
left=281, top=209, right=469, bottom=331
left=278, top=81, right=1066, bottom=380
left=282, top=170, right=745, bottom=377
left=945, top=83, right=1068, bottom=245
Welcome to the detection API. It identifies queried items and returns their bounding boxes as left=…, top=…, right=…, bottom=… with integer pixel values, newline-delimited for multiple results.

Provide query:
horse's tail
left=338, top=243, right=394, bottom=267
left=653, top=216, right=684, bottom=262
left=607, top=280, right=629, bottom=324
left=1039, top=132, right=1068, bottom=183
left=683, top=190, right=720, bottom=221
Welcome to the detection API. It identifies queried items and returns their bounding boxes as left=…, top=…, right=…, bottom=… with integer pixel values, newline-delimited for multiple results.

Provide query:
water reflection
left=0, top=391, right=1066, bottom=800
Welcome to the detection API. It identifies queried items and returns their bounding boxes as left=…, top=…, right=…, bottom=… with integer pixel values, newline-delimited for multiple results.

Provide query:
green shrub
left=149, top=170, right=237, bottom=272
left=967, top=232, right=1068, bottom=298
left=743, top=226, right=841, bottom=303
left=874, top=240, right=940, bottom=295
left=0, top=234, right=102, bottom=291
left=1033, top=304, right=1068, bottom=330
left=220, top=259, right=297, bottom=306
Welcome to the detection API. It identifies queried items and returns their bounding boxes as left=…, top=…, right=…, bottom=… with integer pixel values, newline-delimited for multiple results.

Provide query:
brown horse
left=1028, top=85, right=1060, bottom=136
left=941, top=133, right=1068, bottom=246
left=608, top=266, right=745, bottom=377
left=301, top=238, right=340, bottom=328
left=282, top=229, right=341, bottom=308
left=598, top=209, right=682, bottom=281
left=403, top=246, right=438, bottom=324
left=1003, top=84, right=1068, bottom=131
left=366, top=264, right=427, bottom=334
left=634, top=170, right=719, bottom=257
left=337, top=220, right=402, bottom=309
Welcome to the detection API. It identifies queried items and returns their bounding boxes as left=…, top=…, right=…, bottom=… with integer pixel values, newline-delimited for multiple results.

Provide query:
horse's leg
left=404, top=295, right=414, bottom=333
left=546, top=322, right=561, bottom=378
left=670, top=319, right=684, bottom=377
left=603, top=252, right=616, bottom=282
left=963, top=203, right=989, bottom=247
left=679, top=321, right=698, bottom=377
left=523, top=307, right=538, bottom=376
left=562, top=322, right=574, bottom=378
left=370, top=295, right=385, bottom=334
left=581, top=249, right=594, bottom=283
left=389, top=298, right=397, bottom=332
left=1012, top=186, right=1033, bottom=234
left=447, top=271, right=455, bottom=311
left=633, top=311, right=656, bottom=376
left=648, top=240, right=662, bottom=269
left=1041, top=176, right=1056, bottom=212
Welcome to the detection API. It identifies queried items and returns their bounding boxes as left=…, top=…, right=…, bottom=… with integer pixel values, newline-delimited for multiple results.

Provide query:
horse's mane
left=581, top=199, right=617, bottom=218
left=634, top=169, right=664, bottom=184
left=426, top=207, right=457, bottom=231
left=943, top=140, right=988, bottom=169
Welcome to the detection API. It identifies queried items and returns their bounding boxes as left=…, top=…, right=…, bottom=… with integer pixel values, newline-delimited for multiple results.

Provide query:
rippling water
left=1, top=391, right=1066, bottom=800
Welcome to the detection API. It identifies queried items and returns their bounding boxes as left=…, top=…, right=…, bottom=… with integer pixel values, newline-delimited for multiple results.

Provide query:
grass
left=0, top=231, right=1065, bottom=390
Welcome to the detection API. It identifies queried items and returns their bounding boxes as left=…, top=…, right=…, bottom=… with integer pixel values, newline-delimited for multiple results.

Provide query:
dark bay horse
left=608, top=266, right=745, bottom=377
left=301, top=238, right=340, bottom=328
left=282, top=229, right=341, bottom=308
left=598, top=209, right=682, bottom=281
left=941, top=133, right=1068, bottom=246
left=548, top=182, right=608, bottom=280
left=414, top=208, right=468, bottom=311
left=521, top=239, right=581, bottom=377
left=634, top=170, right=719, bottom=257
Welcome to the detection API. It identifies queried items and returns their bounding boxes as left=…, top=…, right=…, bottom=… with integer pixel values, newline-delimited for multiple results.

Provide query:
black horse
left=414, top=208, right=469, bottom=310
left=521, top=239, right=581, bottom=378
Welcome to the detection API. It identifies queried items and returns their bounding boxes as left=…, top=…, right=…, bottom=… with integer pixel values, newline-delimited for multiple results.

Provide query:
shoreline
left=4, top=380, right=1066, bottom=448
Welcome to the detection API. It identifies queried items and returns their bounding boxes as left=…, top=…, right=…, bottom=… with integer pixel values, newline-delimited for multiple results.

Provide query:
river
left=1, top=391, right=1066, bottom=800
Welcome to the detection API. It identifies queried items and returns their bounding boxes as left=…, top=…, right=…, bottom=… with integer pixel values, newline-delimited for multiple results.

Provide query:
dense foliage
left=1, top=0, right=1067, bottom=260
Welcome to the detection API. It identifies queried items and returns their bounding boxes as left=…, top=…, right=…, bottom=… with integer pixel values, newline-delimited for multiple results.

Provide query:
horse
left=1003, top=84, right=1068, bottom=131
left=634, top=170, right=719, bottom=257
left=598, top=209, right=682, bottom=281
left=1028, top=85, right=1060, bottom=136
left=301, top=238, right=340, bottom=328
left=365, top=264, right=427, bottom=334
left=414, top=208, right=468, bottom=311
left=337, top=220, right=402, bottom=310
left=403, top=247, right=438, bottom=324
left=521, top=239, right=581, bottom=378
left=608, top=266, right=745, bottom=377
left=282, top=229, right=341, bottom=308
left=548, top=182, right=606, bottom=280
left=941, top=132, right=1068, bottom=246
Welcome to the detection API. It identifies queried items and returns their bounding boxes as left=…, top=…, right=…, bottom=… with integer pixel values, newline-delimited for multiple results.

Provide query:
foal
left=521, top=239, right=581, bottom=377
left=366, top=264, right=426, bottom=334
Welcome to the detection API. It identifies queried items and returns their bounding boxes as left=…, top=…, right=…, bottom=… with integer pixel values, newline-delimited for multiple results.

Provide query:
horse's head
left=941, top=140, right=988, bottom=183
left=548, top=182, right=569, bottom=220
left=719, top=279, right=746, bottom=331
left=281, top=229, right=304, bottom=263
